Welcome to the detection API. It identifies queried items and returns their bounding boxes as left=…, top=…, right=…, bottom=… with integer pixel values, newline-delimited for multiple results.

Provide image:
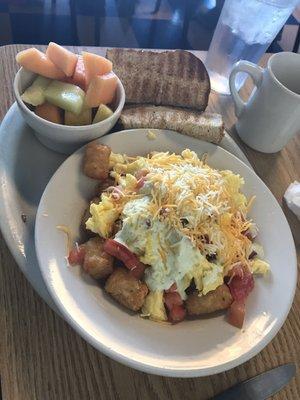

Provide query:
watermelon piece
left=46, top=42, right=78, bottom=77
left=85, top=72, right=118, bottom=108
left=93, top=104, right=113, bottom=124
left=21, top=75, right=51, bottom=106
left=16, top=48, right=65, bottom=80
left=82, top=51, right=112, bottom=84
left=63, top=56, right=86, bottom=90
left=73, top=56, right=86, bottom=89
left=35, top=102, right=63, bottom=124
left=65, top=108, right=92, bottom=126
left=45, top=80, right=85, bottom=115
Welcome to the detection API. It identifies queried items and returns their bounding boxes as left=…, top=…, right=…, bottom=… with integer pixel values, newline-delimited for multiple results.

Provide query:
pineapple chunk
left=93, top=104, right=113, bottom=124
left=21, top=76, right=51, bottom=106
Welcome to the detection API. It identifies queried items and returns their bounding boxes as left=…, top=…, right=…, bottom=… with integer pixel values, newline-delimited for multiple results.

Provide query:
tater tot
left=186, top=284, right=232, bottom=316
left=105, top=268, right=148, bottom=311
left=83, top=142, right=111, bottom=180
left=83, top=237, right=114, bottom=279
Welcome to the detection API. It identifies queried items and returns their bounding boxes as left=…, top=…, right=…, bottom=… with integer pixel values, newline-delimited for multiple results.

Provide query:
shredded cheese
left=56, top=225, right=72, bottom=253
left=89, top=150, right=266, bottom=287
left=147, top=130, right=157, bottom=140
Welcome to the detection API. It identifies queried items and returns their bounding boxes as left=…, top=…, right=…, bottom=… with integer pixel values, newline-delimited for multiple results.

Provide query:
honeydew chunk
left=93, top=104, right=113, bottom=124
left=82, top=51, right=112, bottom=84
left=46, top=42, right=78, bottom=77
left=45, top=80, right=85, bottom=115
left=16, top=48, right=65, bottom=79
left=85, top=72, right=118, bottom=108
left=65, top=108, right=92, bottom=126
left=21, top=76, right=51, bottom=106
left=35, top=102, right=63, bottom=124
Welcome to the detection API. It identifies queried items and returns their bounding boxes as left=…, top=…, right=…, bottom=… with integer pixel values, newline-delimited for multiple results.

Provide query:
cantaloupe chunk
left=82, top=51, right=112, bottom=84
left=93, top=104, right=113, bottom=124
left=65, top=108, right=92, bottom=126
left=16, top=48, right=65, bottom=80
left=45, top=80, right=85, bottom=115
left=46, top=42, right=78, bottom=77
left=85, top=72, right=118, bottom=108
left=63, top=56, right=86, bottom=90
left=35, top=102, right=63, bottom=124
left=21, top=75, right=51, bottom=106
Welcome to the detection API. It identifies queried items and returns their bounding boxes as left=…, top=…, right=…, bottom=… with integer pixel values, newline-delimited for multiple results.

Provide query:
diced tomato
left=227, top=301, right=245, bottom=329
left=168, top=305, right=186, bottom=323
left=164, top=289, right=185, bottom=323
left=227, top=263, right=244, bottom=279
left=164, top=292, right=183, bottom=310
left=226, top=263, right=254, bottom=328
left=103, top=239, right=146, bottom=279
left=68, top=245, right=85, bottom=265
left=165, top=283, right=177, bottom=293
left=136, top=176, right=146, bottom=189
left=128, top=265, right=146, bottom=280
left=227, top=264, right=254, bottom=302
left=110, top=186, right=123, bottom=201
left=135, top=169, right=149, bottom=180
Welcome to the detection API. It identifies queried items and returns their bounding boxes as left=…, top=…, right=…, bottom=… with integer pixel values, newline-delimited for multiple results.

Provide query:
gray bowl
left=14, top=67, right=125, bottom=154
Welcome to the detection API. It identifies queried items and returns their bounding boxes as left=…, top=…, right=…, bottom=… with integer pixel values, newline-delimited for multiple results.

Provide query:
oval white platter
left=35, top=129, right=296, bottom=377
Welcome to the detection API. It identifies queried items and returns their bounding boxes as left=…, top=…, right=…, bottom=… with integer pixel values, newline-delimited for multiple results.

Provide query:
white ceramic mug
left=229, top=52, right=300, bottom=153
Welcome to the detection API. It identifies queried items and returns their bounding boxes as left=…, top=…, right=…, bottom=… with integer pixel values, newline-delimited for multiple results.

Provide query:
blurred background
left=0, top=0, right=299, bottom=52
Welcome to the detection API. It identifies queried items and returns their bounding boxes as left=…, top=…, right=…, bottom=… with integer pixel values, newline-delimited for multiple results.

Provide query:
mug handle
left=229, top=61, right=264, bottom=118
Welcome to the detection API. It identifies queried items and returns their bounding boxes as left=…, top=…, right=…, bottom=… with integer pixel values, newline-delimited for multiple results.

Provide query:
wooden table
left=0, top=45, right=299, bottom=400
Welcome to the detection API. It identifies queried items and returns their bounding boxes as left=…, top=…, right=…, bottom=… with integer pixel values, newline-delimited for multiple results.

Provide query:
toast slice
left=106, top=49, right=210, bottom=111
left=119, top=105, right=224, bottom=144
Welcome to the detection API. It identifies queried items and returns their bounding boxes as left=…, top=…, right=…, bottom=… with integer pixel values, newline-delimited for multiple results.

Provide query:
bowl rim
left=13, top=67, right=126, bottom=132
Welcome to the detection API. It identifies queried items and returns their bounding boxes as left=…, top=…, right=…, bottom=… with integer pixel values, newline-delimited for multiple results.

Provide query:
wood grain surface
left=0, top=45, right=299, bottom=400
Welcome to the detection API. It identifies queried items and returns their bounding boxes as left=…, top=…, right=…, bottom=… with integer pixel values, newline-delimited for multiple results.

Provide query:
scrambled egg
left=221, top=171, right=247, bottom=211
left=147, top=130, right=157, bottom=140
left=142, top=291, right=166, bottom=321
left=251, top=259, right=270, bottom=274
left=86, top=195, right=119, bottom=238
left=86, top=149, right=270, bottom=321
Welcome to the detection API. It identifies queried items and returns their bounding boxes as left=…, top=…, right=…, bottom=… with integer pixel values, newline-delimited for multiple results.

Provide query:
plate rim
left=34, top=129, right=297, bottom=377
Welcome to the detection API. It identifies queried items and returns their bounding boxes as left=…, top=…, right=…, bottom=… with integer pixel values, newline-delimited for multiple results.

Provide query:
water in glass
left=205, top=0, right=298, bottom=94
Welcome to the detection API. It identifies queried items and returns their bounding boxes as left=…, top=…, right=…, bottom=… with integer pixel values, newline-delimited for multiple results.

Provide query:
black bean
left=180, top=218, right=189, bottom=227
left=185, top=279, right=196, bottom=295
left=248, top=250, right=257, bottom=260
left=206, top=253, right=217, bottom=262
left=201, top=234, right=210, bottom=244
left=242, top=229, right=253, bottom=240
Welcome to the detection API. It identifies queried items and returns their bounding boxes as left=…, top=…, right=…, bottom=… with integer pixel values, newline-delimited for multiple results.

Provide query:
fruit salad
left=16, top=43, right=116, bottom=126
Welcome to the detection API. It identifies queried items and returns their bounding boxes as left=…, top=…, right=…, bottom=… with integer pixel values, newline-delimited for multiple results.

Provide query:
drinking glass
left=205, top=0, right=299, bottom=95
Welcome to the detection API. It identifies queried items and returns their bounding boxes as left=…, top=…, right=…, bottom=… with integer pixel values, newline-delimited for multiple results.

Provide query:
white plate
left=35, top=129, right=297, bottom=378
left=0, top=103, right=252, bottom=312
